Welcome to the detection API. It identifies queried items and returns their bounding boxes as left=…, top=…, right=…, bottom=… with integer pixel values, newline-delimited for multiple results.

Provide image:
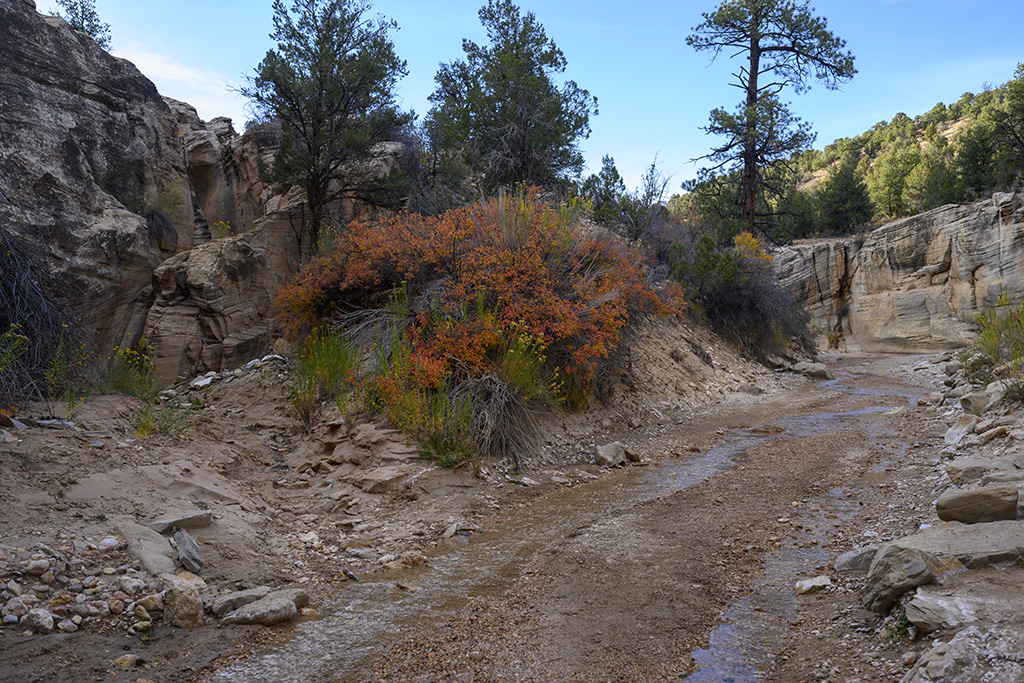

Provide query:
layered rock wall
left=776, top=192, right=1024, bottom=351
left=0, top=0, right=193, bottom=351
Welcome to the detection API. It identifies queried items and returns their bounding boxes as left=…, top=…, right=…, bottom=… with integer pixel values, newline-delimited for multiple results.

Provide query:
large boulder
left=863, top=546, right=964, bottom=613
left=159, top=571, right=207, bottom=628
left=936, top=484, right=1018, bottom=524
left=220, top=588, right=309, bottom=626
left=777, top=193, right=1024, bottom=351
left=905, top=568, right=1024, bottom=634
left=864, top=521, right=1024, bottom=612
left=0, top=1, right=194, bottom=351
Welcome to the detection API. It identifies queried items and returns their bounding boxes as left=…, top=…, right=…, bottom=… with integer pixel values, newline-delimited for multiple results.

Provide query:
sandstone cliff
left=776, top=192, right=1024, bottom=351
left=0, top=0, right=199, bottom=352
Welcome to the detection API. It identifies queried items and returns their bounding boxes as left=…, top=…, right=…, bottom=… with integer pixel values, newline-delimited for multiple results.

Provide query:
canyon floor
left=0, top=343, right=962, bottom=682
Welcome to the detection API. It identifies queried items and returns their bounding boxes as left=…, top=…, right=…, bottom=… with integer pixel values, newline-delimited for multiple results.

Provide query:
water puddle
left=215, top=366, right=921, bottom=682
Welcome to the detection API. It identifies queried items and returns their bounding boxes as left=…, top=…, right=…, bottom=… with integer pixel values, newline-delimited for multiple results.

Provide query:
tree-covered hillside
left=672, top=63, right=1024, bottom=242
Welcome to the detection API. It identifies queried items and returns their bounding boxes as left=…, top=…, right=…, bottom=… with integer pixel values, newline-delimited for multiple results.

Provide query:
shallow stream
left=214, top=359, right=921, bottom=682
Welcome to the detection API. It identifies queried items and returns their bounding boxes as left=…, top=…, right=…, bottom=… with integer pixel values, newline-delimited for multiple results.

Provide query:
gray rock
left=115, top=519, right=177, bottom=576
left=945, top=454, right=1020, bottom=486
left=21, top=609, right=54, bottom=634
left=136, top=593, right=163, bottom=612
left=221, top=596, right=297, bottom=626
left=172, top=528, right=203, bottom=574
left=795, top=576, right=831, bottom=594
left=594, top=442, right=626, bottom=467
left=863, top=546, right=964, bottom=613
left=878, top=520, right=1024, bottom=569
left=791, top=362, right=834, bottom=380
left=936, top=484, right=1018, bottom=523
left=25, top=559, right=49, bottom=576
left=149, top=510, right=214, bottom=533
left=905, top=567, right=1024, bottom=635
left=961, top=382, right=1008, bottom=416
left=2, top=597, right=28, bottom=618
left=117, top=576, right=147, bottom=596
left=268, top=587, right=310, bottom=610
left=159, top=572, right=206, bottom=628
left=835, top=545, right=879, bottom=572
left=865, top=522, right=1024, bottom=612
left=944, top=414, right=979, bottom=448
left=0, top=415, right=27, bottom=429
left=902, top=626, right=1024, bottom=683
left=211, top=586, right=272, bottom=618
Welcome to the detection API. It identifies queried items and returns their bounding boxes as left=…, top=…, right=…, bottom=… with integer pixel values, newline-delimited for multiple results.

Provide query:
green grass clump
left=964, top=290, right=1024, bottom=398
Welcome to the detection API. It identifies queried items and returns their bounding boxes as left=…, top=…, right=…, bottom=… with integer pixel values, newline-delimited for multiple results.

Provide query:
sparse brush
left=456, top=375, right=542, bottom=471
left=135, top=395, right=204, bottom=440
left=966, top=290, right=1024, bottom=398
left=287, top=329, right=363, bottom=430
left=90, top=344, right=160, bottom=401
left=0, top=201, right=83, bottom=409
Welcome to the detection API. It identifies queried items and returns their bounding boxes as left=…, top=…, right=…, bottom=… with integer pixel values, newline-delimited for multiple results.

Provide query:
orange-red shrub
left=275, top=189, right=684, bottom=405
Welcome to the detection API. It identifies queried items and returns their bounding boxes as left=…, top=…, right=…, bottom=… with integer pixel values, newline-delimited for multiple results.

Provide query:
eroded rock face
left=777, top=193, right=1024, bottom=351
left=163, top=98, right=273, bottom=236
left=0, top=1, right=193, bottom=351
left=142, top=210, right=302, bottom=381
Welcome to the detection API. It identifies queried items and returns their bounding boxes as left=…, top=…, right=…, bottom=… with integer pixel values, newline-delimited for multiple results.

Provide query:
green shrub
left=671, top=231, right=814, bottom=358
left=135, top=395, right=204, bottom=440
left=90, top=344, right=161, bottom=401
left=965, top=290, right=1024, bottom=398
left=287, top=329, right=362, bottom=429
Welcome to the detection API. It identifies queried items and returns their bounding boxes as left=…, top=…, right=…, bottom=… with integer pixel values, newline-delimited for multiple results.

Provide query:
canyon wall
left=776, top=192, right=1024, bottom=351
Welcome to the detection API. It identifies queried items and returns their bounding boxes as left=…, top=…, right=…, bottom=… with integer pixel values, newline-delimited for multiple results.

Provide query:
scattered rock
left=21, top=608, right=54, bottom=634
left=160, top=572, right=206, bottom=628
left=903, top=626, right=1024, bottom=683
left=791, top=362, right=834, bottom=380
left=863, top=546, right=964, bottom=613
left=212, top=586, right=273, bottom=618
left=944, top=414, right=979, bottom=448
left=834, top=545, right=878, bottom=573
left=25, top=559, right=49, bottom=576
left=113, top=654, right=141, bottom=668
left=220, top=595, right=296, bottom=626
left=594, top=442, right=627, bottom=468
left=960, top=382, right=1007, bottom=416
left=795, top=576, right=831, bottom=595
left=115, top=519, right=177, bottom=576
left=117, top=576, right=147, bottom=596
left=172, top=528, right=203, bottom=574
left=945, top=454, right=1020, bottom=486
left=149, top=510, right=214, bottom=533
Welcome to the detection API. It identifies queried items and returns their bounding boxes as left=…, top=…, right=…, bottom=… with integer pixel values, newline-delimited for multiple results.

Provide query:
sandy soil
left=0, top=326, right=956, bottom=682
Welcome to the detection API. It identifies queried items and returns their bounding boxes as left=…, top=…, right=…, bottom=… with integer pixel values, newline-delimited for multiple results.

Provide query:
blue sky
left=33, top=0, right=1024, bottom=191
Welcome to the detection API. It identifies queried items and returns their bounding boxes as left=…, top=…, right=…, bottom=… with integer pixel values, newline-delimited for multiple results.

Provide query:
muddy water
left=214, top=360, right=920, bottom=683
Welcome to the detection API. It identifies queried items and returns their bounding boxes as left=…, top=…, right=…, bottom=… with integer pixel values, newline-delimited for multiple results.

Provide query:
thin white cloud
left=115, top=43, right=247, bottom=125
